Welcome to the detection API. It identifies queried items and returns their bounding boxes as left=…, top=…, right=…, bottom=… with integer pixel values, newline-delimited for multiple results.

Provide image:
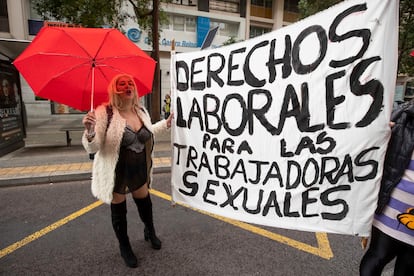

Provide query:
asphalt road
left=0, top=173, right=394, bottom=276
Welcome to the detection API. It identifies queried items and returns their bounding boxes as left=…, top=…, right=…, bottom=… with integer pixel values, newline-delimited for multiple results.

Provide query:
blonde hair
left=107, top=74, right=140, bottom=110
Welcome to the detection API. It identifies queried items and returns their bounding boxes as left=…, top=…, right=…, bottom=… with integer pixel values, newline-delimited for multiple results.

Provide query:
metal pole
left=151, top=0, right=161, bottom=122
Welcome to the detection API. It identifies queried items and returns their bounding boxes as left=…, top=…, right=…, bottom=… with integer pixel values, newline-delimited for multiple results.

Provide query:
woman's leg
left=360, top=227, right=398, bottom=276
left=132, top=184, right=162, bottom=250
left=112, top=192, right=126, bottom=203
left=131, top=183, right=149, bottom=199
left=111, top=193, right=137, bottom=268
left=394, top=242, right=414, bottom=276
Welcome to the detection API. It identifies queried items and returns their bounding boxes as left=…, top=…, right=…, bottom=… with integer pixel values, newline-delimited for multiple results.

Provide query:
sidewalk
left=0, top=115, right=172, bottom=187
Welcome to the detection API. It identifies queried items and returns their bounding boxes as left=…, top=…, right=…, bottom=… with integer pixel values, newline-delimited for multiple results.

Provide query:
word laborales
left=171, top=2, right=392, bottom=231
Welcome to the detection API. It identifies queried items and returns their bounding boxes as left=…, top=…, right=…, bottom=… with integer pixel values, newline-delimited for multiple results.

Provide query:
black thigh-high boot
left=111, top=201, right=138, bottom=268
left=133, top=195, right=162, bottom=250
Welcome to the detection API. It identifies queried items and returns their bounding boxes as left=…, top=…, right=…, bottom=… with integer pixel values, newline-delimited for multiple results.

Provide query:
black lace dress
left=113, top=125, right=152, bottom=194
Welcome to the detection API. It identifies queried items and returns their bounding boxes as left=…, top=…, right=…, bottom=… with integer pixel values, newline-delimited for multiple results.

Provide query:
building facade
left=0, top=0, right=299, bottom=156
left=0, top=0, right=299, bottom=119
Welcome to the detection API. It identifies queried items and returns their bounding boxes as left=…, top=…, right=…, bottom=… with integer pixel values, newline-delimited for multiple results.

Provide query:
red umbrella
left=13, top=27, right=156, bottom=111
left=411, top=50, right=414, bottom=57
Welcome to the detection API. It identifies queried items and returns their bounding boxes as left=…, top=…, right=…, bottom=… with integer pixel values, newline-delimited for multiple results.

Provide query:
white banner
left=170, top=0, right=398, bottom=236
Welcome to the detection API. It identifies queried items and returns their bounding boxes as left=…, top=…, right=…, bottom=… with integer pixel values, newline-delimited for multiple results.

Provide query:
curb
left=0, top=166, right=171, bottom=188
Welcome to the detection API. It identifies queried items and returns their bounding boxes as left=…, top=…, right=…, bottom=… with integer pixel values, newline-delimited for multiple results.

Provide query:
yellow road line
left=1, top=189, right=333, bottom=260
left=0, top=200, right=103, bottom=259
left=150, top=189, right=333, bottom=260
left=0, top=157, right=170, bottom=177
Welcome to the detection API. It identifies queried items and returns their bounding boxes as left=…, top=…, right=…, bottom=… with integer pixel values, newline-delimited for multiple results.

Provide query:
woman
left=360, top=101, right=414, bottom=275
left=82, top=74, right=173, bottom=268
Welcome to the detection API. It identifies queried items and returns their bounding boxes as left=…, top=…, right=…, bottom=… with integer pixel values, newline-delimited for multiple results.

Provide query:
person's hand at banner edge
left=166, top=112, right=174, bottom=129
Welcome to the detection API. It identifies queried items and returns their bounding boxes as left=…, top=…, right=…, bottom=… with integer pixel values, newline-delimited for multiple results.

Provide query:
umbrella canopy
left=13, top=27, right=156, bottom=111
left=411, top=50, right=414, bottom=57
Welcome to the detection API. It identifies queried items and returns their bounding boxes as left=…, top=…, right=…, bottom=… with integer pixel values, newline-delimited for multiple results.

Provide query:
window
left=284, top=0, right=299, bottom=13
left=249, top=26, right=272, bottom=38
left=0, top=0, right=9, bottom=32
left=210, top=0, right=240, bottom=13
left=173, top=16, right=185, bottom=31
left=405, top=81, right=414, bottom=101
left=185, top=17, right=196, bottom=32
left=283, top=0, right=299, bottom=22
left=171, top=0, right=195, bottom=6
left=251, top=0, right=273, bottom=19
left=210, top=20, right=239, bottom=37
left=160, top=16, right=170, bottom=30
left=251, top=0, right=273, bottom=8
left=171, top=15, right=196, bottom=32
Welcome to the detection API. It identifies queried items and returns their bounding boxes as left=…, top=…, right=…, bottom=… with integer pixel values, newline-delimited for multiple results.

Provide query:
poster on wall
left=170, top=0, right=399, bottom=236
left=0, top=60, right=25, bottom=156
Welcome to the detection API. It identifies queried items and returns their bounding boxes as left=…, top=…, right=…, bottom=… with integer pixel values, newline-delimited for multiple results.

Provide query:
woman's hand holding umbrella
left=82, top=111, right=96, bottom=141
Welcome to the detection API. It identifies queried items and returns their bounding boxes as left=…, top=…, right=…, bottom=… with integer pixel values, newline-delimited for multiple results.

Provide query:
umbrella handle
left=90, top=65, right=95, bottom=112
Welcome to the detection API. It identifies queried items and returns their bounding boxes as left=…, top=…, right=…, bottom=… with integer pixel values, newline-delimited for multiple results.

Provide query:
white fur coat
left=82, top=105, right=168, bottom=204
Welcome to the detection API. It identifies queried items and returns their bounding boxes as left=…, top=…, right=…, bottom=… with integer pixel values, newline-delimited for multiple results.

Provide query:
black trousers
left=360, top=226, right=414, bottom=276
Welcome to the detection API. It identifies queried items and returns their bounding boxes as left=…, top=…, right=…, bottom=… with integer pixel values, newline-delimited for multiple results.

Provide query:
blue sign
left=127, top=28, right=141, bottom=42
left=197, top=17, right=210, bottom=48
left=201, top=26, right=219, bottom=49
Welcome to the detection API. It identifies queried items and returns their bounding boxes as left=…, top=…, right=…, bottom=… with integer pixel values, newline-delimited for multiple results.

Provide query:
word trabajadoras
left=173, top=133, right=379, bottom=221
